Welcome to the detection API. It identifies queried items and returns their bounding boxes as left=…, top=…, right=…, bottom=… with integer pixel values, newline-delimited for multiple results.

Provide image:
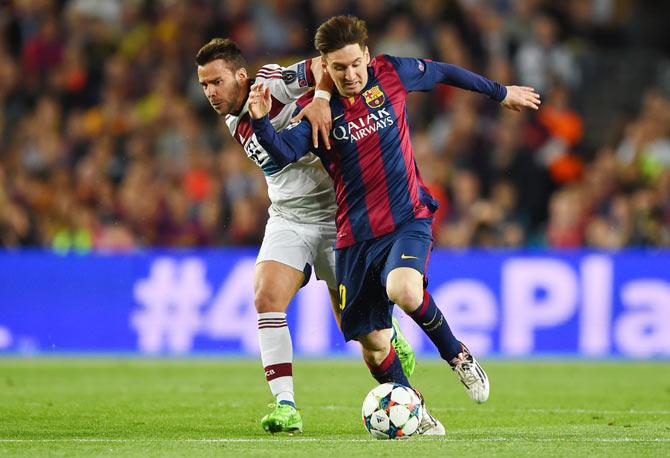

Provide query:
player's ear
left=236, top=67, right=248, bottom=82
left=364, top=46, right=370, bottom=64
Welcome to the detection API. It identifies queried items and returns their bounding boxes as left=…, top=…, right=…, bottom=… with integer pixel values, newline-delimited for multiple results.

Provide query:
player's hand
left=501, top=86, right=541, bottom=112
left=291, top=96, right=332, bottom=149
left=248, top=82, right=272, bottom=119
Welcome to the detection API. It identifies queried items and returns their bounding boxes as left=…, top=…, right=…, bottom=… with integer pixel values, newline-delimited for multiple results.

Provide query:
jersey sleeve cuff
left=493, top=83, right=507, bottom=103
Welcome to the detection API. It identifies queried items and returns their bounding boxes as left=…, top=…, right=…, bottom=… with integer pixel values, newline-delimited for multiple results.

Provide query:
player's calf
left=360, top=330, right=411, bottom=387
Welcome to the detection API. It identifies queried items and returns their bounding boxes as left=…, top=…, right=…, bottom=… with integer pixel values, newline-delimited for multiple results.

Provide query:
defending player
left=248, top=16, right=540, bottom=434
left=195, top=38, right=415, bottom=434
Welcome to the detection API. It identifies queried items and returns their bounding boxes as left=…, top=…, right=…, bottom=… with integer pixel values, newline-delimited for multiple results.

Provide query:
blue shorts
left=335, top=218, right=433, bottom=341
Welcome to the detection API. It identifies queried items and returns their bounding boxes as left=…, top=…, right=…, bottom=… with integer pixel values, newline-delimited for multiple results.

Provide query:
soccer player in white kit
left=195, top=38, right=414, bottom=434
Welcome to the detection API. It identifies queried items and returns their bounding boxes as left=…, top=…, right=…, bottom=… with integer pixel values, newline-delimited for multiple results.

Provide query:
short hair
left=195, top=38, right=246, bottom=69
left=314, top=15, right=368, bottom=55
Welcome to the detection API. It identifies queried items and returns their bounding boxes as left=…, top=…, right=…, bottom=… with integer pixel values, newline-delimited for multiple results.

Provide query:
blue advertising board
left=0, top=250, right=668, bottom=357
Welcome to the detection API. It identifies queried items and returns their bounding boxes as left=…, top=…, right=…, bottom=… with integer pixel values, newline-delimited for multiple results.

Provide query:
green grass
left=0, top=359, right=668, bottom=457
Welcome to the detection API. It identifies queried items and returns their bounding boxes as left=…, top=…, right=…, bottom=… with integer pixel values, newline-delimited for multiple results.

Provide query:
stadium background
left=1, top=2, right=669, bottom=456
left=1, top=0, right=669, bottom=358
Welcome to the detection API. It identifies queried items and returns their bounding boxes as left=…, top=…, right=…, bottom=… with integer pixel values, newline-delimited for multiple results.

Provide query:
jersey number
left=243, top=135, right=264, bottom=166
left=338, top=284, right=347, bottom=310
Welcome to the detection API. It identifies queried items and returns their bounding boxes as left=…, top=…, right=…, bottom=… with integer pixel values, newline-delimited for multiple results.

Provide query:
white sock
left=258, top=312, right=295, bottom=406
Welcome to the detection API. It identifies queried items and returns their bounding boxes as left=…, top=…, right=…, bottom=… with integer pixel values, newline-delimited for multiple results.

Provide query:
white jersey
left=225, top=60, right=336, bottom=224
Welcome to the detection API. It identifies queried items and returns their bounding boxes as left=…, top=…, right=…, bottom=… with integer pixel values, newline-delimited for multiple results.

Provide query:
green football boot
left=391, top=316, right=416, bottom=379
left=261, top=403, right=303, bottom=434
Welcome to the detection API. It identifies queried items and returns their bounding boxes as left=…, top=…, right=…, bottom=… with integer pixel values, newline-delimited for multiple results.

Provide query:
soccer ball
left=361, top=383, right=423, bottom=439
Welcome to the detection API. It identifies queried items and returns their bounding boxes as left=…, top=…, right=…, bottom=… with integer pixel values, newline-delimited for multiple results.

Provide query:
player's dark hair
left=314, top=15, right=368, bottom=55
left=195, top=38, right=246, bottom=70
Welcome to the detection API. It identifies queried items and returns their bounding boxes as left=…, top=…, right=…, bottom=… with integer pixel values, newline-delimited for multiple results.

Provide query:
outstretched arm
left=386, top=55, right=541, bottom=110
left=437, top=65, right=540, bottom=110
left=248, top=83, right=314, bottom=168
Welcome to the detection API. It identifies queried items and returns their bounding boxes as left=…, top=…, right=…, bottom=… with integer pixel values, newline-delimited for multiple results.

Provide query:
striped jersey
left=251, top=54, right=507, bottom=248
left=225, top=59, right=336, bottom=224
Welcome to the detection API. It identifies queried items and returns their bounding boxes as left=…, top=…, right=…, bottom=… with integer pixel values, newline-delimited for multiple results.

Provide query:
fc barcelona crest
left=363, top=85, right=385, bottom=108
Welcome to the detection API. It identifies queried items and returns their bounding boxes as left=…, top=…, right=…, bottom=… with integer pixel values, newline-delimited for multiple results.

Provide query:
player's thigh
left=254, top=261, right=305, bottom=312
left=311, top=222, right=338, bottom=291
left=337, top=243, right=393, bottom=342
left=382, top=219, right=433, bottom=307
left=300, top=221, right=341, bottom=324
left=254, top=217, right=313, bottom=310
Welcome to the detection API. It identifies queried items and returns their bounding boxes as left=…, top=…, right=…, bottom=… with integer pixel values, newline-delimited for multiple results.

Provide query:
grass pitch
left=0, top=358, right=668, bottom=457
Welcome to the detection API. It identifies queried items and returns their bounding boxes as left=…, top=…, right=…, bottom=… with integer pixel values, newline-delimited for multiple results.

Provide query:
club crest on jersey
left=363, top=85, right=385, bottom=108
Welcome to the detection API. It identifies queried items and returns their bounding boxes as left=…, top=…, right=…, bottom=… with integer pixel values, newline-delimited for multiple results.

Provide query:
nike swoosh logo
left=333, top=114, right=344, bottom=122
left=401, top=254, right=418, bottom=260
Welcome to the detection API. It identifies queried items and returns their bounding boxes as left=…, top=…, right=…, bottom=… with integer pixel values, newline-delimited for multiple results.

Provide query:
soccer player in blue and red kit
left=248, top=15, right=541, bottom=433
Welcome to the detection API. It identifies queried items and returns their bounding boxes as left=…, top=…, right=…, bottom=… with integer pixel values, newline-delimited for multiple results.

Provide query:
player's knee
left=386, top=281, right=422, bottom=311
left=359, top=330, right=392, bottom=366
left=253, top=288, right=289, bottom=313
left=361, top=342, right=391, bottom=367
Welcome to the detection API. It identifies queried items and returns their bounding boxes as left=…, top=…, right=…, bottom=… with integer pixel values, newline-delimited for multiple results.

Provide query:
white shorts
left=257, top=215, right=337, bottom=291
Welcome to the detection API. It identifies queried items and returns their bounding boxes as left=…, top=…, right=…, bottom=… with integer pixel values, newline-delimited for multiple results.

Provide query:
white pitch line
left=316, top=405, right=670, bottom=415
left=1, top=438, right=669, bottom=444
left=524, top=408, right=670, bottom=415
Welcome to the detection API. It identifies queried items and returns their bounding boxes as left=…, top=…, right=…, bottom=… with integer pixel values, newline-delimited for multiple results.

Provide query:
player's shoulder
left=373, top=54, right=403, bottom=66
left=256, top=60, right=311, bottom=89
left=373, top=54, right=424, bottom=70
left=370, top=54, right=406, bottom=77
left=255, top=64, right=284, bottom=82
left=371, top=54, right=390, bottom=68
left=255, top=64, right=292, bottom=98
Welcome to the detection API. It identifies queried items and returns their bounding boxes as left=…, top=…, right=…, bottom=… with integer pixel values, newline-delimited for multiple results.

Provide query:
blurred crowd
left=1, top=0, right=669, bottom=252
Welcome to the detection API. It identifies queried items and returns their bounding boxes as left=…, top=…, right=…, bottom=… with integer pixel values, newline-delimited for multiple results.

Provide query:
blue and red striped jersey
left=251, top=54, right=507, bottom=248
